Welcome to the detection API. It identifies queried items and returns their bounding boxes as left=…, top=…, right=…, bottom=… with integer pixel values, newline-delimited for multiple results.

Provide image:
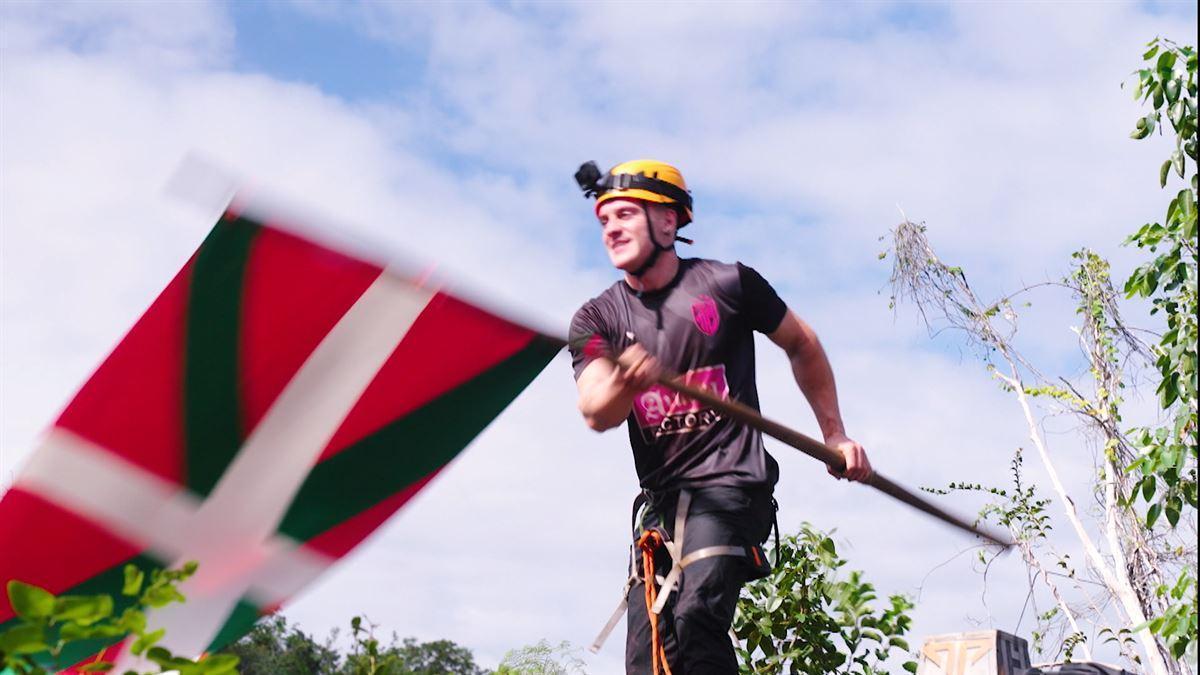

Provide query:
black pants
left=625, top=486, right=775, bottom=675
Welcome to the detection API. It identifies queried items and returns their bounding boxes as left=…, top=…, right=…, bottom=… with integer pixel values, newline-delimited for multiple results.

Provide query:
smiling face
left=596, top=198, right=676, bottom=272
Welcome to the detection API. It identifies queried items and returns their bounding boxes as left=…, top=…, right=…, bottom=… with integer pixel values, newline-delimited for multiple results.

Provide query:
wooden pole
left=657, top=374, right=1013, bottom=548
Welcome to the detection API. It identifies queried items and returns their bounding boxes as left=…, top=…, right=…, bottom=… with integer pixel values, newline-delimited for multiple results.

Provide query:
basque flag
left=0, top=204, right=561, bottom=668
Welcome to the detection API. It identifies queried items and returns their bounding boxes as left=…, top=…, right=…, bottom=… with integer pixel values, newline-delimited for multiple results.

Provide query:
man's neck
left=624, top=252, right=680, bottom=293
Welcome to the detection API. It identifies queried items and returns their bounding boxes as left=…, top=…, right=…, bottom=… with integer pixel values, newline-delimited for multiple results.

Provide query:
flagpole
left=651, top=373, right=1013, bottom=548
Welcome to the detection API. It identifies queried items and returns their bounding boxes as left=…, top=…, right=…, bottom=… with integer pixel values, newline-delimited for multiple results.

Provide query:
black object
left=575, top=161, right=605, bottom=198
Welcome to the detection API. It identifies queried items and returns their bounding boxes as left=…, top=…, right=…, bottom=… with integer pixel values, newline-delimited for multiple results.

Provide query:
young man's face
left=596, top=198, right=671, bottom=272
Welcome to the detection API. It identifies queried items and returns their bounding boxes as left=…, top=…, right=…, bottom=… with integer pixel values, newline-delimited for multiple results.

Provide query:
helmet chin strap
left=630, top=205, right=675, bottom=278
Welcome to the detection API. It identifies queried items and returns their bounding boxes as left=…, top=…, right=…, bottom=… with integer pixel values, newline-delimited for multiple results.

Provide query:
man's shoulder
left=570, top=280, right=626, bottom=328
left=684, top=257, right=735, bottom=271
left=574, top=279, right=625, bottom=312
left=680, top=257, right=745, bottom=292
left=683, top=257, right=748, bottom=278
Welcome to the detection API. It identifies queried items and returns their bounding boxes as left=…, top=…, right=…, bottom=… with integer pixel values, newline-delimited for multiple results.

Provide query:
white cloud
left=0, top=0, right=232, bottom=70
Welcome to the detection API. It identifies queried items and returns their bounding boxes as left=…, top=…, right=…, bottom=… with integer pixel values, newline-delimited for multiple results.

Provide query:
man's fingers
left=844, top=449, right=861, bottom=479
left=628, top=356, right=653, bottom=386
left=617, top=346, right=663, bottom=391
left=828, top=440, right=872, bottom=482
left=847, top=447, right=872, bottom=482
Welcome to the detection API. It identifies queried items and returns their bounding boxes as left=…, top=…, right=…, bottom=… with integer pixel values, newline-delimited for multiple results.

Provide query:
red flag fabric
left=0, top=207, right=561, bottom=668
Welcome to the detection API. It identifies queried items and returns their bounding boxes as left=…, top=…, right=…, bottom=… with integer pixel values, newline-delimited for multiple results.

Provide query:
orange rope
left=637, top=530, right=673, bottom=675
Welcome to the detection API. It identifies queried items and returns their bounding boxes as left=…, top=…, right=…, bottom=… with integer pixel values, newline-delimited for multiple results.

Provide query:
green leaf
left=1131, top=116, right=1154, bottom=139
left=1146, top=503, right=1162, bottom=528
left=78, top=661, right=116, bottom=672
left=1165, top=500, right=1181, bottom=527
left=1165, top=77, right=1181, bottom=104
left=1161, top=159, right=1172, bottom=187
left=0, top=623, right=49, bottom=655
left=145, top=646, right=173, bottom=663
left=195, top=653, right=240, bottom=674
left=117, top=607, right=147, bottom=634
left=7, top=580, right=56, bottom=619
left=1171, top=149, right=1184, bottom=178
left=53, top=594, right=114, bottom=625
left=904, top=661, right=919, bottom=673
left=131, top=628, right=165, bottom=655
left=122, top=565, right=145, bottom=596
left=1156, top=50, right=1178, bottom=75
left=146, top=646, right=197, bottom=672
left=142, top=585, right=185, bottom=608
left=60, top=622, right=125, bottom=641
left=1144, top=44, right=1160, bottom=60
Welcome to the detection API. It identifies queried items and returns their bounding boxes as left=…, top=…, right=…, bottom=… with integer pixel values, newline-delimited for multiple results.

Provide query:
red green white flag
left=0, top=205, right=561, bottom=669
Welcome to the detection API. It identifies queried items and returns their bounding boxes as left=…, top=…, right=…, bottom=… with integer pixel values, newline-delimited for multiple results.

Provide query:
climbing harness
left=589, top=489, right=771, bottom=660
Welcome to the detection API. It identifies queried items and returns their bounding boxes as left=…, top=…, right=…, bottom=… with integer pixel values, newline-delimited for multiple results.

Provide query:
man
left=568, top=159, right=872, bottom=675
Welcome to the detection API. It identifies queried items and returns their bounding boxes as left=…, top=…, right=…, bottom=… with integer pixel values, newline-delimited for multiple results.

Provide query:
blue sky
left=231, top=2, right=427, bottom=102
left=2, top=1, right=1197, bottom=671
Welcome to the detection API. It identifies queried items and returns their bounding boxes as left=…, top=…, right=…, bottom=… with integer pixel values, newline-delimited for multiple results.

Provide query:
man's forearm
left=578, top=362, right=639, bottom=430
left=788, top=337, right=846, bottom=440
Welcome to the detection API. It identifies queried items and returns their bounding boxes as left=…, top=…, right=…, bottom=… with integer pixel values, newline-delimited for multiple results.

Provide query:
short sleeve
left=737, top=263, right=788, bottom=334
left=568, top=302, right=610, bottom=380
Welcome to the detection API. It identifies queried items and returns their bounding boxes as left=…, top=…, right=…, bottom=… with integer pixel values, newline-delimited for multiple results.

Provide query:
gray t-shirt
left=569, top=258, right=787, bottom=492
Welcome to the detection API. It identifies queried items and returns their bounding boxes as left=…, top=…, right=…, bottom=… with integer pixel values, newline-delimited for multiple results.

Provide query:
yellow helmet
left=574, top=159, right=693, bottom=226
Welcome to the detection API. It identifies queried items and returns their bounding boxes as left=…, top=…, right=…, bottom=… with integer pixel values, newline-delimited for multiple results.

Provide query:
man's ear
left=656, top=204, right=678, bottom=237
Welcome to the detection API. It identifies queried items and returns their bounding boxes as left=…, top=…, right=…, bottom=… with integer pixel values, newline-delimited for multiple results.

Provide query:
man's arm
left=768, top=309, right=873, bottom=481
left=576, top=344, right=661, bottom=432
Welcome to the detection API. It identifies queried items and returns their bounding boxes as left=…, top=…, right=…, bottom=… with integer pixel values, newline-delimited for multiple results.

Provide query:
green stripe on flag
left=185, top=215, right=260, bottom=497
left=278, top=336, right=561, bottom=541
left=206, top=597, right=263, bottom=654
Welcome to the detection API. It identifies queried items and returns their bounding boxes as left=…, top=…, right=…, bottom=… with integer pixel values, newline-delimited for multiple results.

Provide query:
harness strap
left=588, top=494, right=656, bottom=655
left=589, top=574, right=637, bottom=654
left=589, top=489, right=758, bottom=656
left=649, top=489, right=691, bottom=614
left=679, top=545, right=747, bottom=568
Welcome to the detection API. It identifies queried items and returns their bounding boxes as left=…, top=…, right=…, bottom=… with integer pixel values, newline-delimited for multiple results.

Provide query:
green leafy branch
left=733, top=524, right=917, bottom=674
left=0, top=562, right=238, bottom=675
left=1123, top=36, right=1199, bottom=669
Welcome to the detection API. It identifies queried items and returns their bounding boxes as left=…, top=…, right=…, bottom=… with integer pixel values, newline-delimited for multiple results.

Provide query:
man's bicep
left=576, top=357, right=617, bottom=398
left=767, top=309, right=810, bottom=355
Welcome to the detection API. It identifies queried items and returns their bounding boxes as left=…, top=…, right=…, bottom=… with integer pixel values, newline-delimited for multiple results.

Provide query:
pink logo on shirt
left=691, top=295, right=720, bottom=336
left=632, top=364, right=728, bottom=439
